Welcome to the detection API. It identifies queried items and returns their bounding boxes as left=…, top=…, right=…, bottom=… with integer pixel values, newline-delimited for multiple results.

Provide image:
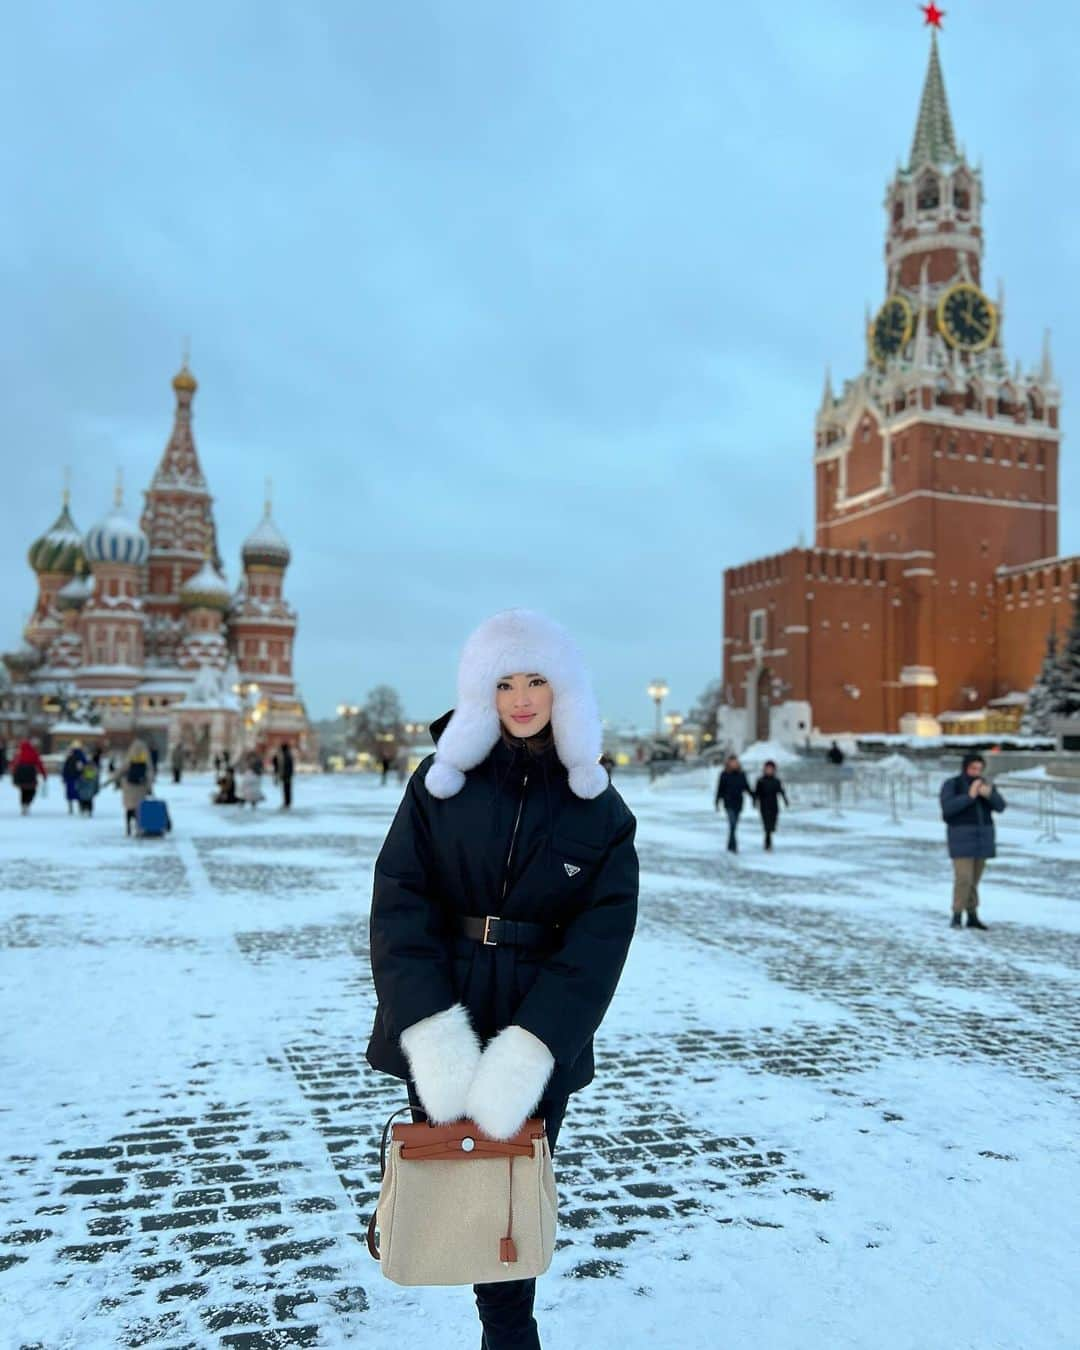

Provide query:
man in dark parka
left=940, top=751, right=1006, bottom=929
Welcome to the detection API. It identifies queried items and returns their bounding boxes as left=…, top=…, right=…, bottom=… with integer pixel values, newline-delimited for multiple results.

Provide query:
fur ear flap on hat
left=425, top=608, right=609, bottom=802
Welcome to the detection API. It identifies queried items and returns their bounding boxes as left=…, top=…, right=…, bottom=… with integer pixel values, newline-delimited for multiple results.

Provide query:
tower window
left=893, top=197, right=904, bottom=225
left=917, top=173, right=940, bottom=210
left=953, top=182, right=971, bottom=212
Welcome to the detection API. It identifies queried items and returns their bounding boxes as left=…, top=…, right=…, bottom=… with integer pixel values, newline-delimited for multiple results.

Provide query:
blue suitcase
left=137, top=797, right=171, bottom=837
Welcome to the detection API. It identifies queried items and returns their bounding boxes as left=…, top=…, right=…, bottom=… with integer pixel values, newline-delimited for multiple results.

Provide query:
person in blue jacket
left=940, top=751, right=1006, bottom=930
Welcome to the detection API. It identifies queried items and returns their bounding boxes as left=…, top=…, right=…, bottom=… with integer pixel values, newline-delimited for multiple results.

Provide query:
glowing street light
left=647, top=679, right=669, bottom=737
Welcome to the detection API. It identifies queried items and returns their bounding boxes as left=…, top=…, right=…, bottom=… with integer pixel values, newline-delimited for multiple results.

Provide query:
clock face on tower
left=869, top=295, right=914, bottom=364
left=937, top=283, right=997, bottom=352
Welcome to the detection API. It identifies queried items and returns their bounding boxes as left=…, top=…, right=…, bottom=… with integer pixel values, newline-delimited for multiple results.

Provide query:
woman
left=366, top=609, right=638, bottom=1350
left=753, top=759, right=789, bottom=851
left=237, top=753, right=265, bottom=809
left=113, top=738, right=154, bottom=836
left=11, top=740, right=47, bottom=815
left=715, top=753, right=754, bottom=852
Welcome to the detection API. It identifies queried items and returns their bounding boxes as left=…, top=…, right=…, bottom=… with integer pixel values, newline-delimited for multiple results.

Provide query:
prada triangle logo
left=563, top=863, right=581, bottom=877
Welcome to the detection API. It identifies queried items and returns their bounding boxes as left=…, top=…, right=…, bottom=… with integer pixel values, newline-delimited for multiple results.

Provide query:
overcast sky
left=2, top=1, right=1076, bottom=728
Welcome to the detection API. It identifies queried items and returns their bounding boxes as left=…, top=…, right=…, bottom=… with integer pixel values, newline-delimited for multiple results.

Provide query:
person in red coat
left=11, top=740, right=47, bottom=815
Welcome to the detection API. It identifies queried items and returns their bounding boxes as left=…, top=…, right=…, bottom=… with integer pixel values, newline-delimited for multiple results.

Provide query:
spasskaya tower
left=722, top=22, right=1074, bottom=742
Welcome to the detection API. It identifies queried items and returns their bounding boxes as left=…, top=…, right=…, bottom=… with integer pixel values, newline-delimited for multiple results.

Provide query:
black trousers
left=404, top=1075, right=569, bottom=1350
left=282, top=776, right=293, bottom=808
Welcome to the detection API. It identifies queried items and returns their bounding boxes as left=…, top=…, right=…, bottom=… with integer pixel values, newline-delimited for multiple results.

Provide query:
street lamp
left=647, top=679, right=669, bottom=738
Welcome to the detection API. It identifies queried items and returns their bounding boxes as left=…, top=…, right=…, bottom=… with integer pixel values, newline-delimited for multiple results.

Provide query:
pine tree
left=1060, top=591, right=1080, bottom=718
left=1021, top=621, right=1065, bottom=734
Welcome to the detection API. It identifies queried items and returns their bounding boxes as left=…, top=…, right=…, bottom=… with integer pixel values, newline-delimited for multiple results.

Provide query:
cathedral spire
left=909, top=32, right=959, bottom=169
left=149, top=361, right=207, bottom=492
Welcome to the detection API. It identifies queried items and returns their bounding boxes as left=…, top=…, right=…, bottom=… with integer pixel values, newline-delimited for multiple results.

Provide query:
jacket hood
left=424, top=608, right=608, bottom=802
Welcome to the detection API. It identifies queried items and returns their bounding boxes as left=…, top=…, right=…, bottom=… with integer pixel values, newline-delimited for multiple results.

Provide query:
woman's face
left=495, top=672, right=552, bottom=738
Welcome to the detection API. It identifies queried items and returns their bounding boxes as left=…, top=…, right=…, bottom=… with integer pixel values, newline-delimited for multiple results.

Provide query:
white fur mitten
left=465, top=1024, right=556, bottom=1142
left=399, top=1003, right=482, bottom=1124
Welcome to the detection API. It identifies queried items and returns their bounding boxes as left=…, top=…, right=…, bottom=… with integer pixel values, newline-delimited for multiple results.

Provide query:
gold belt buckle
left=482, top=915, right=499, bottom=946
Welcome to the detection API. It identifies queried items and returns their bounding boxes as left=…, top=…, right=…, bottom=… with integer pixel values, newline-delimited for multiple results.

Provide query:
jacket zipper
left=500, top=772, right=529, bottom=901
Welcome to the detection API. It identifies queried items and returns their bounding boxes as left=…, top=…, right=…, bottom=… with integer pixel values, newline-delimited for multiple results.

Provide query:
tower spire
left=820, top=364, right=834, bottom=411
left=909, top=32, right=959, bottom=168
left=1040, top=329, right=1056, bottom=385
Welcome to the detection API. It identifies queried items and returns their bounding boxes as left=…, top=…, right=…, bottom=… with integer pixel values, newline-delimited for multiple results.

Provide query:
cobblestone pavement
left=1, top=775, right=1077, bottom=1348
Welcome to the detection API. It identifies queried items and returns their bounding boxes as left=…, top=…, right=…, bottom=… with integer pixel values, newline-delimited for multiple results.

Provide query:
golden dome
left=172, top=364, right=198, bottom=394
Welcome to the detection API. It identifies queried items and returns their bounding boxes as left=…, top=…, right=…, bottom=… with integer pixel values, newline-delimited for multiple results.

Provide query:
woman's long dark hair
left=499, top=720, right=555, bottom=758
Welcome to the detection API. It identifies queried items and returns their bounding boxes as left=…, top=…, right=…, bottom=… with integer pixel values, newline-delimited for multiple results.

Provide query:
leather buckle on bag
left=482, top=915, right=499, bottom=946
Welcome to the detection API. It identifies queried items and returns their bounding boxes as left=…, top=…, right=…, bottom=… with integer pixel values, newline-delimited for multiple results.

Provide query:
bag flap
left=391, top=1117, right=545, bottom=1161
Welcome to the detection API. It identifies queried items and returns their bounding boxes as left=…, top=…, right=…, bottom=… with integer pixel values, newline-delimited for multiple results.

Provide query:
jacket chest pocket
left=550, top=832, right=605, bottom=891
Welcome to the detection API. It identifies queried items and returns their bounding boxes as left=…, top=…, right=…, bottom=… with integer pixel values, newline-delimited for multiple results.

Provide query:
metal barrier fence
left=646, top=759, right=1080, bottom=840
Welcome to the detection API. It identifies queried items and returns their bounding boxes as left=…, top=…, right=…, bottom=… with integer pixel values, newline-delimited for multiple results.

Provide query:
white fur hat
left=424, top=608, right=609, bottom=801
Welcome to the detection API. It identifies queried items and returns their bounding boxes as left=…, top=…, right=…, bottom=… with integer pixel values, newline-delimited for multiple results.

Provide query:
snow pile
left=877, top=752, right=921, bottom=777
left=739, top=739, right=801, bottom=768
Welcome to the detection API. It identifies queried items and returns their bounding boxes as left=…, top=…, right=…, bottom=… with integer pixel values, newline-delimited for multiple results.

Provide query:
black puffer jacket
left=366, top=713, right=639, bottom=1100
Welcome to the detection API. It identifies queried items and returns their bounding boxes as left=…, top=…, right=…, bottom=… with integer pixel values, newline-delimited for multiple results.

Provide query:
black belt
left=455, top=914, right=560, bottom=950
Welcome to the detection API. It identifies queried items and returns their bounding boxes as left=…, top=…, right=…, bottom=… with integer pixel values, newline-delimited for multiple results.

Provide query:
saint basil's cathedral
left=723, top=29, right=1076, bottom=742
left=1, top=365, right=311, bottom=762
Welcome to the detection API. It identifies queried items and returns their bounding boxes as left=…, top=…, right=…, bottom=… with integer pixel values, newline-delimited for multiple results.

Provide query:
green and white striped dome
left=28, top=501, right=85, bottom=576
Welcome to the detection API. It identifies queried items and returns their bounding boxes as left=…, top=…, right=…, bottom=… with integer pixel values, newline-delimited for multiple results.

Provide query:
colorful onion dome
left=28, top=499, right=84, bottom=575
left=172, top=363, right=198, bottom=394
left=84, top=478, right=149, bottom=567
left=56, top=570, right=95, bottom=612
left=242, top=502, right=291, bottom=570
left=180, top=558, right=231, bottom=611
left=2, top=644, right=44, bottom=679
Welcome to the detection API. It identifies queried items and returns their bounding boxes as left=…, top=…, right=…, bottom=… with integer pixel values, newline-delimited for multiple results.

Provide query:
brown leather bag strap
left=368, top=1102, right=424, bottom=1262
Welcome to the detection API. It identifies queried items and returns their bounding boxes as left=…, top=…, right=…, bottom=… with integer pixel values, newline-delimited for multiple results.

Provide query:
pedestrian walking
left=753, top=759, right=789, bottom=850
left=827, top=740, right=845, bottom=766
left=61, top=743, right=87, bottom=815
left=11, top=740, right=47, bottom=815
left=0, top=742, right=8, bottom=779
left=237, top=752, right=265, bottom=809
left=715, top=753, right=754, bottom=852
left=272, top=742, right=294, bottom=809
left=170, top=741, right=185, bottom=785
left=940, top=752, right=1006, bottom=930
left=112, top=739, right=155, bottom=836
left=366, top=609, right=638, bottom=1349
left=76, top=759, right=100, bottom=816
left=213, top=764, right=239, bottom=805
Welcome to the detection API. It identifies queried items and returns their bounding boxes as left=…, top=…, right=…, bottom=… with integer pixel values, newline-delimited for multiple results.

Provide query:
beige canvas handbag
left=366, top=1106, right=559, bottom=1286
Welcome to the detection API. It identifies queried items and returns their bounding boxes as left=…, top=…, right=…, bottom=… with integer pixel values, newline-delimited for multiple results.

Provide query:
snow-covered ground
left=1, top=767, right=1077, bottom=1349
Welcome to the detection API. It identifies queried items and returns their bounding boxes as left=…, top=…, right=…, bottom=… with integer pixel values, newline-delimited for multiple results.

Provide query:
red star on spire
left=921, top=2, right=945, bottom=27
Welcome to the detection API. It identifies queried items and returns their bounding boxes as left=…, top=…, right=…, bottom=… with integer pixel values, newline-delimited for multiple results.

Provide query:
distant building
left=722, top=33, right=1075, bottom=743
left=1, top=366, right=311, bottom=763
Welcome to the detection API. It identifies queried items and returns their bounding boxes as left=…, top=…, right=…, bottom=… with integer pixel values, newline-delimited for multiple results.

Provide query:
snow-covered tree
left=49, top=682, right=100, bottom=726
left=1021, top=621, right=1066, bottom=734
left=1060, top=591, right=1080, bottom=717
left=689, top=678, right=725, bottom=744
